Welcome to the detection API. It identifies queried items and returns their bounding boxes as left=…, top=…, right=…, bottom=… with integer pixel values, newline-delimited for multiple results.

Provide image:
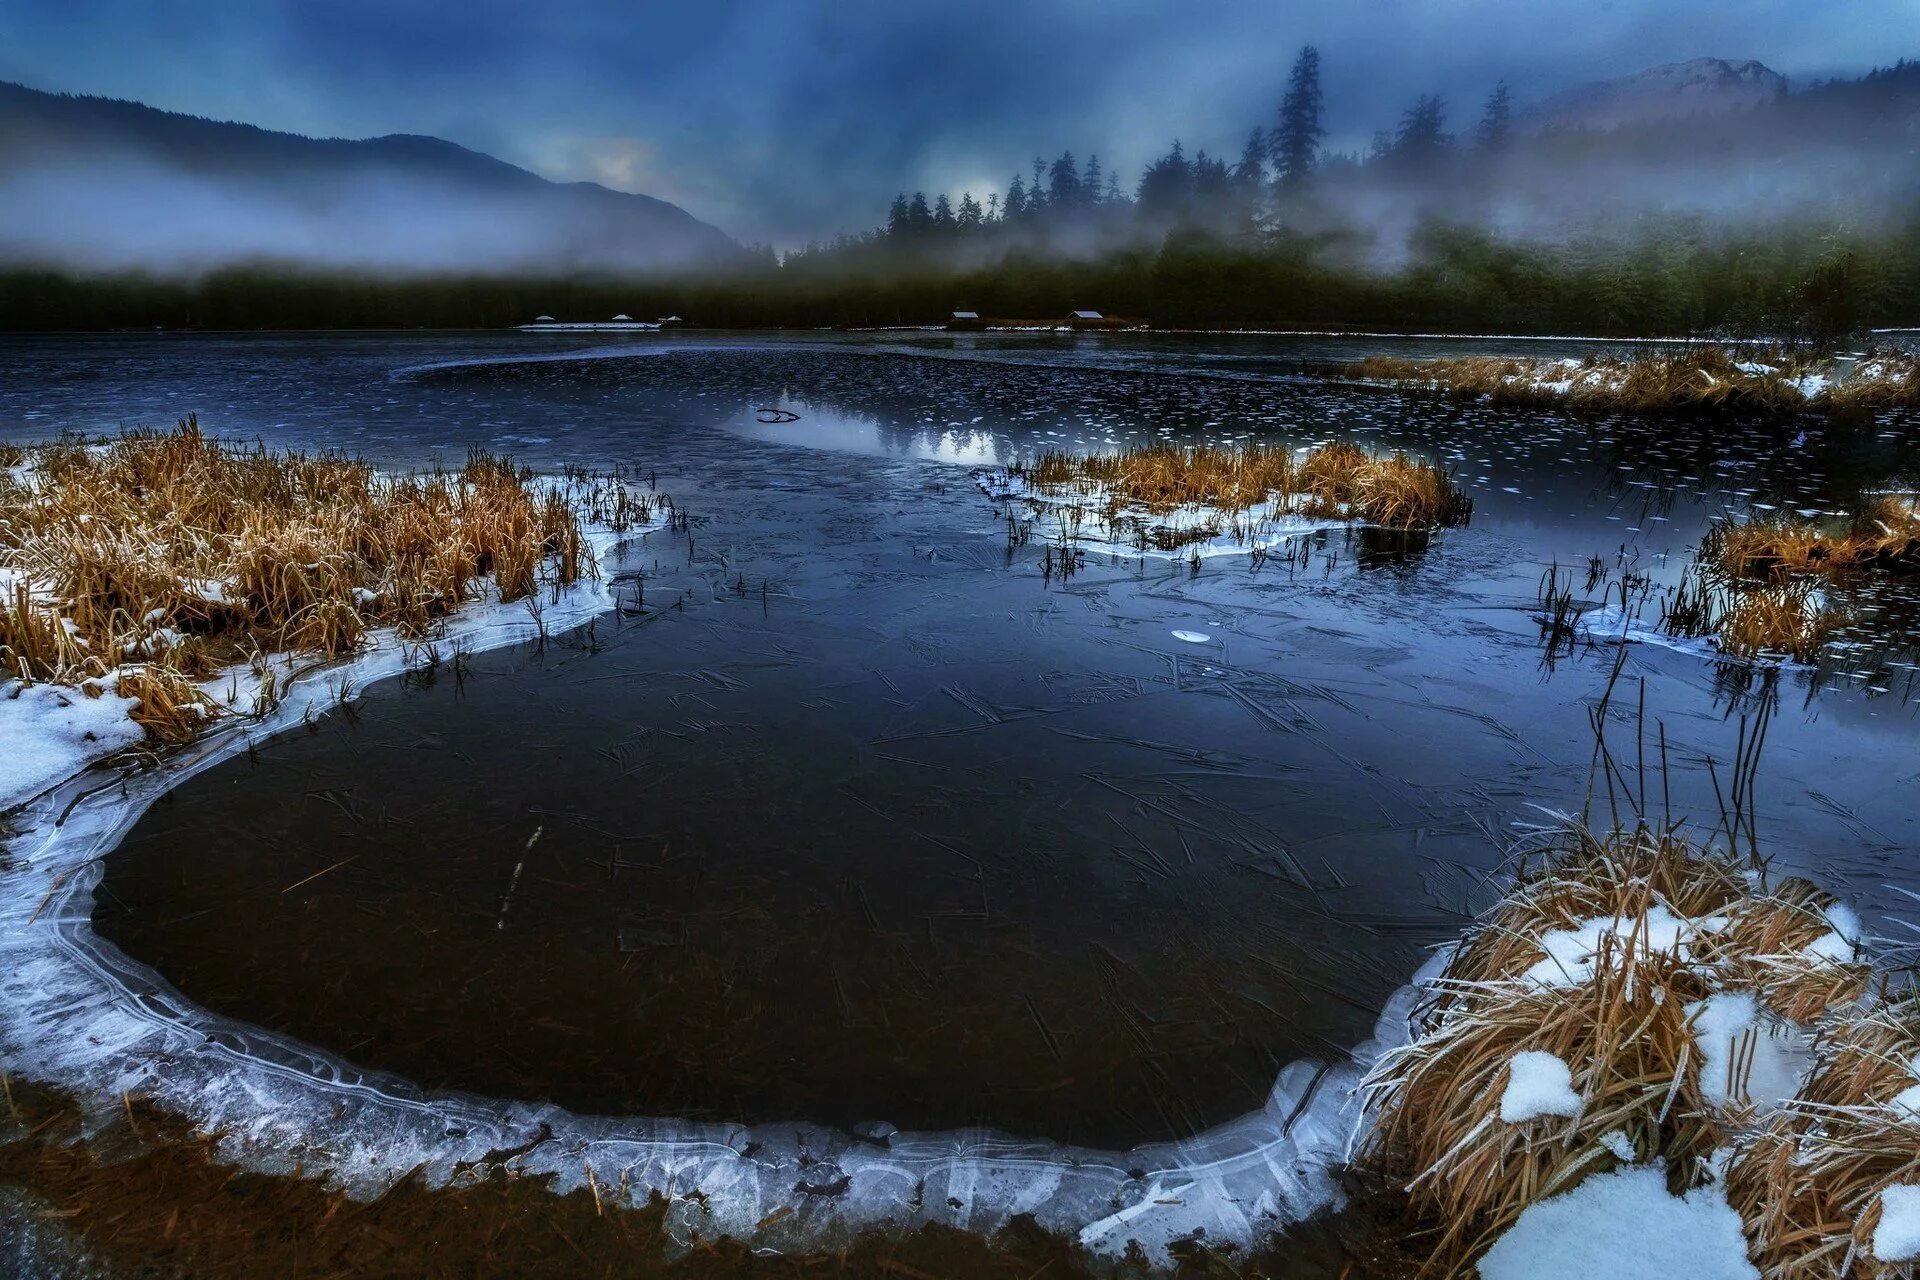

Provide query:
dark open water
left=4, top=329, right=1918, bottom=1151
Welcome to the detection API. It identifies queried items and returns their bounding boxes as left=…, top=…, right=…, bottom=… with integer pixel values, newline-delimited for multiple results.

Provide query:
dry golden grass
left=1707, top=500, right=1920, bottom=584
left=1346, top=347, right=1920, bottom=417
left=1721, top=878, right=1873, bottom=1024
left=1361, top=822, right=1870, bottom=1276
left=1364, top=826, right=1742, bottom=1272
left=1011, top=440, right=1469, bottom=530
left=1717, top=580, right=1850, bottom=663
left=1826, top=350, right=1920, bottom=413
left=1, top=418, right=619, bottom=743
left=1727, top=999, right=1920, bottom=1280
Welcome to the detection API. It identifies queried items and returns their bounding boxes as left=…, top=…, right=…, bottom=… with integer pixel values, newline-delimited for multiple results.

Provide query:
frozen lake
left=4, top=329, right=1920, bottom=1259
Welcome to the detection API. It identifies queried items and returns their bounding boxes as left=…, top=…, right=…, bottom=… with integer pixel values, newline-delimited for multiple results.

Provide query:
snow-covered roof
left=1071, top=310, right=1103, bottom=319
left=611, top=313, right=634, bottom=321
left=951, top=310, right=979, bottom=319
left=534, top=315, right=556, bottom=322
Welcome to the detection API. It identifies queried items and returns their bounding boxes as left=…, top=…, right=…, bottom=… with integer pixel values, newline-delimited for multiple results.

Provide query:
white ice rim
left=0, top=517, right=1436, bottom=1269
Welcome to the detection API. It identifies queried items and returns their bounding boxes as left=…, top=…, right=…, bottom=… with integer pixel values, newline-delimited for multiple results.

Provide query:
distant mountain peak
left=1528, top=57, right=1789, bottom=131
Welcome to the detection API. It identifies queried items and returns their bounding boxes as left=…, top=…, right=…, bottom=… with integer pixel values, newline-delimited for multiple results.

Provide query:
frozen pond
left=4, top=330, right=1920, bottom=1258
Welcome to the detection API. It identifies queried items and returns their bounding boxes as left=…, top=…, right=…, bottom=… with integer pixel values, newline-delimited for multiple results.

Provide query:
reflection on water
left=3, top=330, right=1917, bottom=1152
left=731, top=395, right=1007, bottom=465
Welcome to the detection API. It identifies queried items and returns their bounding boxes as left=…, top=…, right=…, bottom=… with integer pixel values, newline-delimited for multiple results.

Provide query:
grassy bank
left=1343, top=349, right=1920, bottom=417
left=1, top=421, right=659, bottom=781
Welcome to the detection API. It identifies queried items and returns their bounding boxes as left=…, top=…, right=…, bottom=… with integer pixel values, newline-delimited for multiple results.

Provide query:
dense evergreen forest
left=6, top=53, right=1918, bottom=341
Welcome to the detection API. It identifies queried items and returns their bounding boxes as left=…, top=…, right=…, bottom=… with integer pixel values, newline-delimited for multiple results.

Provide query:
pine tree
left=1235, top=127, right=1267, bottom=187
left=933, top=193, right=955, bottom=232
left=1137, top=140, right=1195, bottom=222
left=1476, top=82, right=1512, bottom=152
left=957, top=192, right=983, bottom=231
left=886, top=194, right=910, bottom=239
left=1275, top=46, right=1324, bottom=187
left=1003, top=175, right=1027, bottom=220
left=1083, top=154, right=1104, bottom=205
left=1389, top=95, right=1451, bottom=176
left=907, top=191, right=934, bottom=235
left=1049, top=151, right=1083, bottom=207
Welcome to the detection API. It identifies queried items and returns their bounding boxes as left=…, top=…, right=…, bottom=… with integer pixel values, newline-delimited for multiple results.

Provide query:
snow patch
left=1686, top=991, right=1813, bottom=1112
left=1500, top=1051, right=1583, bottom=1123
left=1478, top=1167, right=1759, bottom=1280
left=0, top=677, right=146, bottom=812
left=1874, top=1184, right=1920, bottom=1262
left=1523, top=904, right=1724, bottom=986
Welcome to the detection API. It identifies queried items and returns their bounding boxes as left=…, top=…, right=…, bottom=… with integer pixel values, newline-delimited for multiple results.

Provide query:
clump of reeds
left=1661, top=548, right=1858, bottom=667
left=1717, top=580, right=1851, bottom=664
left=1727, top=997, right=1920, bottom=1280
left=1825, top=350, right=1920, bottom=414
left=1360, top=820, right=1871, bottom=1276
left=0, top=417, right=609, bottom=745
left=1008, top=440, right=1469, bottom=531
left=1706, top=500, right=1920, bottom=585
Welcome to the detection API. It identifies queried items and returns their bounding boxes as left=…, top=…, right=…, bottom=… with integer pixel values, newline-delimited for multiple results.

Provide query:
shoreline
left=0, top=511, right=1431, bottom=1271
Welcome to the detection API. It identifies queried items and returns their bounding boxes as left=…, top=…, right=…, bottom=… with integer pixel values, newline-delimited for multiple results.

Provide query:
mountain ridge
left=1526, top=57, right=1790, bottom=131
left=0, top=80, right=740, bottom=277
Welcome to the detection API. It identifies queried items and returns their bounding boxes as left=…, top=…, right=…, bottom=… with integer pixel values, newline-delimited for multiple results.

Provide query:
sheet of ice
left=1171, top=630, right=1211, bottom=643
left=1686, top=991, right=1813, bottom=1111
left=0, top=677, right=145, bottom=812
left=1500, top=1051, right=1583, bottom=1123
left=1571, top=604, right=1814, bottom=669
left=1477, top=1167, right=1758, bottom=1280
left=0, top=508, right=1450, bottom=1267
left=1874, top=1184, right=1920, bottom=1262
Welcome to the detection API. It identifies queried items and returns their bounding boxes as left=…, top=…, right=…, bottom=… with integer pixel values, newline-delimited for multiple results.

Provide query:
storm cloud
left=0, top=0, right=1906, bottom=246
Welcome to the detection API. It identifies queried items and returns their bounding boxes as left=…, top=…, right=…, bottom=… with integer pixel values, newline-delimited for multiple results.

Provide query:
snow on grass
left=1803, top=902, right=1862, bottom=963
left=0, top=507, right=665, bottom=815
left=1477, top=1167, right=1758, bottom=1280
left=0, top=677, right=145, bottom=811
left=1874, top=1184, right=1920, bottom=1262
left=1687, top=991, right=1814, bottom=1112
left=976, top=466, right=1355, bottom=561
left=1521, top=903, right=1726, bottom=986
left=1500, top=1051, right=1584, bottom=1123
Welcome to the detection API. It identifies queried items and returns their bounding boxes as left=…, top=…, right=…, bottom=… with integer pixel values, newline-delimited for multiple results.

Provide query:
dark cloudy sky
left=0, top=0, right=1907, bottom=246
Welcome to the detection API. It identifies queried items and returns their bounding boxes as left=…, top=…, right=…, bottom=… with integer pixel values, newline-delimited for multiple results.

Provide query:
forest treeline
left=5, top=53, right=1918, bottom=342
